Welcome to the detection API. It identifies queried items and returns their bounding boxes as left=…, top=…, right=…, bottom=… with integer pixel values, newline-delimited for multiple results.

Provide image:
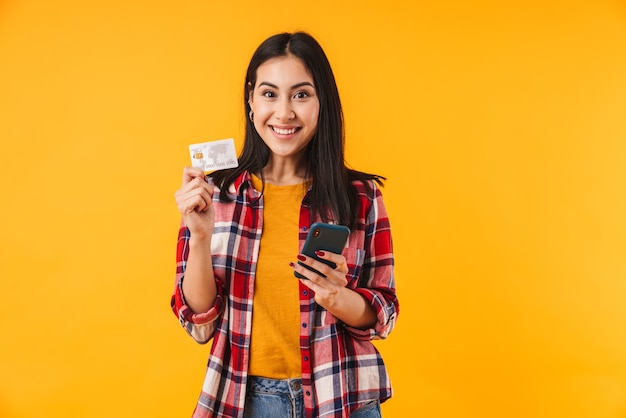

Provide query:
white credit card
left=188, top=138, right=238, bottom=172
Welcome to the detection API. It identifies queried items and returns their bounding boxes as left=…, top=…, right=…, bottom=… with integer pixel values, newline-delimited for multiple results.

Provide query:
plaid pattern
left=171, top=171, right=398, bottom=418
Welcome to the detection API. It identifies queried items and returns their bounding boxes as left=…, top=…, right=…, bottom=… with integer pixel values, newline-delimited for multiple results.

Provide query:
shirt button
left=302, top=323, right=307, bottom=328
left=305, top=391, right=311, bottom=396
left=303, top=290, right=308, bottom=296
left=303, top=356, right=309, bottom=361
left=302, top=226, right=307, bottom=231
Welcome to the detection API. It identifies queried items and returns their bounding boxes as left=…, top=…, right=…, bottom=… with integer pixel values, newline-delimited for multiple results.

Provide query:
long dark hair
left=210, top=31, right=384, bottom=229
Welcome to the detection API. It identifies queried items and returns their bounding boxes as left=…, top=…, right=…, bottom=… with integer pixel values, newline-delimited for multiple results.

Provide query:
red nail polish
left=297, top=255, right=306, bottom=262
left=315, top=250, right=325, bottom=257
left=289, top=262, right=295, bottom=267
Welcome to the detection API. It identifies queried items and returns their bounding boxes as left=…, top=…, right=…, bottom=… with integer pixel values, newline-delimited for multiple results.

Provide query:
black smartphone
left=294, top=222, right=350, bottom=279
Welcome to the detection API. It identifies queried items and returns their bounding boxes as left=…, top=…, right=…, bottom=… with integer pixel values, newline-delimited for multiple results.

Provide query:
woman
left=172, top=31, right=398, bottom=418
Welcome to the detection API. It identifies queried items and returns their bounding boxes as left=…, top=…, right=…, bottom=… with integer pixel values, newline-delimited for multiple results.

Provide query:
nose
left=275, top=97, right=295, bottom=121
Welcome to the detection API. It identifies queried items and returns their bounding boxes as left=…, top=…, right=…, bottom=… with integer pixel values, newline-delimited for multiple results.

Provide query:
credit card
left=188, top=138, right=238, bottom=172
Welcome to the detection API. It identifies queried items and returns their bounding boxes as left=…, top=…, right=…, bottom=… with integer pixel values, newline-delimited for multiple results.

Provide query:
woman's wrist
left=189, top=231, right=213, bottom=246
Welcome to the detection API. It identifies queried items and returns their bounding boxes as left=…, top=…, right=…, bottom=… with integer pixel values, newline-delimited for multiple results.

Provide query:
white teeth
left=273, top=127, right=297, bottom=135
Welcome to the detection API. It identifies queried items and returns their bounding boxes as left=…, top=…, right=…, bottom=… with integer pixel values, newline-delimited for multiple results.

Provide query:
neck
left=261, top=158, right=309, bottom=186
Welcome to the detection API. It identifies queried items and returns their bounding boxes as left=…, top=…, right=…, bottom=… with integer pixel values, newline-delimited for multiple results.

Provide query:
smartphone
left=294, top=222, right=350, bottom=279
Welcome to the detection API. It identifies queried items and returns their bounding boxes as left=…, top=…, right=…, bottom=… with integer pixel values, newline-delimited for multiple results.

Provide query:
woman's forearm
left=327, top=288, right=377, bottom=330
left=181, top=236, right=217, bottom=314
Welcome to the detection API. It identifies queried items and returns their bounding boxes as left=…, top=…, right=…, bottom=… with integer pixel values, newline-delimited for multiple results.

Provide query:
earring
left=249, top=110, right=254, bottom=122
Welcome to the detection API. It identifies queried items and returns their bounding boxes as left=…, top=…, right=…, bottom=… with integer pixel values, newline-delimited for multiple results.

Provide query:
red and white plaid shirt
left=171, top=171, right=398, bottom=418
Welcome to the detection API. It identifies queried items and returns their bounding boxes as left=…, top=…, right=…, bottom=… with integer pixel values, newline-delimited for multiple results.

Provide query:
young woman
left=172, top=31, right=399, bottom=418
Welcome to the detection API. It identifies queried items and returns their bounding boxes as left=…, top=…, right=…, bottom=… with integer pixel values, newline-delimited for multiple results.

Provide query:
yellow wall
left=1, top=0, right=626, bottom=417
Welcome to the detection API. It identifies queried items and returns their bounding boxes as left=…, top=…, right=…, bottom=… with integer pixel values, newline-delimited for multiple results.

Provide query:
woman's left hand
left=291, top=251, right=349, bottom=310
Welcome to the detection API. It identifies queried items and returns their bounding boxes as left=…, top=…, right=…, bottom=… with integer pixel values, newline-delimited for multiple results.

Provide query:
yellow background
left=1, top=0, right=626, bottom=417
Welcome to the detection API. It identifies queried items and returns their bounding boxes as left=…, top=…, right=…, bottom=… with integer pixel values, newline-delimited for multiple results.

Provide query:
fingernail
left=289, top=262, right=295, bottom=267
left=315, top=250, right=325, bottom=257
left=297, top=255, right=306, bottom=262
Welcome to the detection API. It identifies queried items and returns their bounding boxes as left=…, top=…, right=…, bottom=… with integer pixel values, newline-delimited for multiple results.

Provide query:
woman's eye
left=294, top=91, right=309, bottom=99
left=262, top=91, right=275, bottom=98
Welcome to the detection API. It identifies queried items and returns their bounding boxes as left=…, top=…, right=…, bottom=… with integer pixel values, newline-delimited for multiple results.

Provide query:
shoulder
left=347, top=169, right=385, bottom=198
left=351, top=178, right=382, bottom=200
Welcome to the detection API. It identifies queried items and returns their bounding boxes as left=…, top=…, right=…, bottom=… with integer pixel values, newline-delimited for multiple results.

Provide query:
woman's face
left=249, top=55, right=319, bottom=163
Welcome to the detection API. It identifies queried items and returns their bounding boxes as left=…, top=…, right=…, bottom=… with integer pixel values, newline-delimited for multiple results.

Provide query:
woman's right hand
left=174, top=167, right=215, bottom=238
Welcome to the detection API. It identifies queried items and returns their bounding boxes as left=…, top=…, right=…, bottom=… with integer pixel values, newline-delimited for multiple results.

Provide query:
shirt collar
left=231, top=171, right=259, bottom=199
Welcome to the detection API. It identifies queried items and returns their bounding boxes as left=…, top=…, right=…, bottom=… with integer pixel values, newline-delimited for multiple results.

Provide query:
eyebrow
left=258, top=81, right=315, bottom=89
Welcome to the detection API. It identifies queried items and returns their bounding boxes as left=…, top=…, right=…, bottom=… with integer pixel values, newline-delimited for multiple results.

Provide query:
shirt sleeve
left=170, top=220, right=225, bottom=344
left=344, top=182, right=399, bottom=340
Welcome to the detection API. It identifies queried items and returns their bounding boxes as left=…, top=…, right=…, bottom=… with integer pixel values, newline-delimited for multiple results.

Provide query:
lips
left=271, top=126, right=299, bottom=135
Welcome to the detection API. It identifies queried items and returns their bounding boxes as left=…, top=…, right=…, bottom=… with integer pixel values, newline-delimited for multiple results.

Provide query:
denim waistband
left=247, top=375, right=303, bottom=398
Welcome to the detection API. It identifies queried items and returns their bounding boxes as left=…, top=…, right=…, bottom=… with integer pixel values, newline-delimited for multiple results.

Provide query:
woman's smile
left=271, top=125, right=300, bottom=136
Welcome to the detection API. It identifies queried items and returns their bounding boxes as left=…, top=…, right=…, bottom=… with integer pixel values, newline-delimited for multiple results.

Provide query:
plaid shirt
left=171, top=171, right=398, bottom=418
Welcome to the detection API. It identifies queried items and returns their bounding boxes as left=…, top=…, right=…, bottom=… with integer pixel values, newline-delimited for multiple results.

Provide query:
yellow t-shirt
left=248, top=174, right=307, bottom=378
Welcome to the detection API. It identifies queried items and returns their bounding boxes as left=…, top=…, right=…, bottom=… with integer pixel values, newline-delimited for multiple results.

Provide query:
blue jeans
left=243, top=376, right=304, bottom=418
left=243, top=376, right=382, bottom=418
